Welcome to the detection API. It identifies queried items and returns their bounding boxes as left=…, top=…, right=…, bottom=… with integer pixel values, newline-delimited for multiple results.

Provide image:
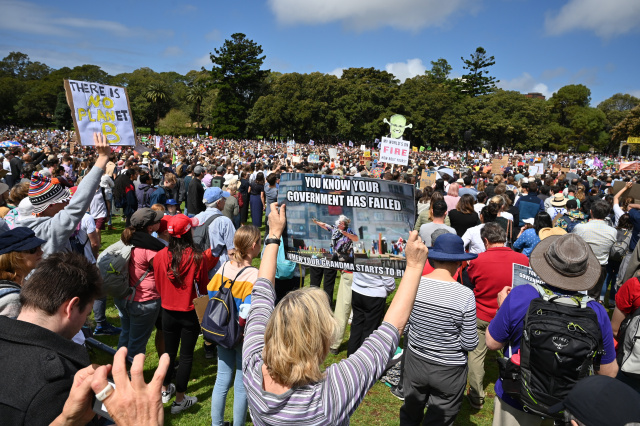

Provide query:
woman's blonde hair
left=263, top=287, right=338, bottom=387
left=447, top=183, right=459, bottom=197
left=233, top=225, right=260, bottom=263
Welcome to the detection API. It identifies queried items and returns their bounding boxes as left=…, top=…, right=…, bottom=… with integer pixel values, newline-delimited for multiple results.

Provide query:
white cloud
left=629, top=90, right=640, bottom=99
left=328, top=67, right=344, bottom=78
left=268, top=0, right=480, bottom=31
left=194, top=53, right=212, bottom=69
left=540, top=67, right=566, bottom=80
left=498, top=72, right=554, bottom=99
left=205, top=29, right=221, bottom=41
left=385, top=58, right=426, bottom=82
left=163, top=46, right=183, bottom=57
left=545, top=0, right=640, bottom=38
left=0, top=0, right=172, bottom=40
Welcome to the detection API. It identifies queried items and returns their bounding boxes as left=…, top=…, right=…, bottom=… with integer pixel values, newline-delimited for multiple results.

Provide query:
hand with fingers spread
left=90, top=347, right=170, bottom=426
left=93, top=132, right=112, bottom=169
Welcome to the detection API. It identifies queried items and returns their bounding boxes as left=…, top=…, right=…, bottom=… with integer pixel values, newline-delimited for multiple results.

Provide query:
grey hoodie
left=0, top=280, right=21, bottom=318
left=17, top=166, right=103, bottom=256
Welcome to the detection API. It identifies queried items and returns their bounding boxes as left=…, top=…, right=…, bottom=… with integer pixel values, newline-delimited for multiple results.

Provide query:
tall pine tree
left=460, top=47, right=498, bottom=97
left=209, top=33, right=268, bottom=138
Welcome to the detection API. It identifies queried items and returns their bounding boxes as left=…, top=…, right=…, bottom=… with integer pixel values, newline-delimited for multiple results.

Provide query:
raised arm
left=614, top=182, right=633, bottom=205
left=382, top=231, right=428, bottom=335
left=258, top=203, right=287, bottom=284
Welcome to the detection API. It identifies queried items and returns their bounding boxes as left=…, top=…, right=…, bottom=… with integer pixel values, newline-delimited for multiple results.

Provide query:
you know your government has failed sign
left=278, top=173, right=415, bottom=278
left=64, top=80, right=135, bottom=146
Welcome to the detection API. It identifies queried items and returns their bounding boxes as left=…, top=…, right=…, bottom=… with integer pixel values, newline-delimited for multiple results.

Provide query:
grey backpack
left=619, top=303, right=640, bottom=379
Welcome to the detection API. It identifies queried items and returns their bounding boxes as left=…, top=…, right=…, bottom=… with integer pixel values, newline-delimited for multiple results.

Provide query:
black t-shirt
left=250, top=182, right=265, bottom=196
left=448, top=209, right=480, bottom=237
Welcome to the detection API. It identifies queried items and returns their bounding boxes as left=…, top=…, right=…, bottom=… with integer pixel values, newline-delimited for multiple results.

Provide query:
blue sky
left=1, top=0, right=639, bottom=105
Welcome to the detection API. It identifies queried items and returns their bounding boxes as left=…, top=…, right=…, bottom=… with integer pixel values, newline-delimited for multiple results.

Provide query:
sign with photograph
left=278, top=173, right=415, bottom=277
left=513, top=264, right=545, bottom=287
left=64, top=79, right=135, bottom=145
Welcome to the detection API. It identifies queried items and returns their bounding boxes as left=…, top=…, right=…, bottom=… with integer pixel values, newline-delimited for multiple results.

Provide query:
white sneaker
left=161, top=383, right=175, bottom=404
left=171, top=395, right=197, bottom=414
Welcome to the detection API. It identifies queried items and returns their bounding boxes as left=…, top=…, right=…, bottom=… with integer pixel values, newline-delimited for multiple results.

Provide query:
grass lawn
left=90, top=213, right=498, bottom=425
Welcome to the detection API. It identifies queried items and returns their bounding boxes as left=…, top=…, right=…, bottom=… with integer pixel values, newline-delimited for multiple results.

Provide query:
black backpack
left=201, top=263, right=254, bottom=348
left=519, top=284, right=603, bottom=419
left=559, top=213, right=587, bottom=233
left=192, top=213, right=222, bottom=252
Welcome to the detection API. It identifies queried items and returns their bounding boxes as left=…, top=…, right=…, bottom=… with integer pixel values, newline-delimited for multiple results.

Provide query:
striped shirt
left=407, top=277, right=478, bottom=366
left=243, top=279, right=400, bottom=425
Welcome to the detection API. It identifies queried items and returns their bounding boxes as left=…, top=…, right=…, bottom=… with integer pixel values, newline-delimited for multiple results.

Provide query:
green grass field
left=90, top=213, right=498, bottom=425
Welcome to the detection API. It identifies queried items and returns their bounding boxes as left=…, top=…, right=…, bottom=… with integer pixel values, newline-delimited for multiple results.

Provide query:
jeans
left=93, top=297, right=107, bottom=326
left=601, top=261, right=620, bottom=301
left=114, top=298, right=161, bottom=357
left=211, top=345, right=248, bottom=426
left=162, top=308, right=200, bottom=393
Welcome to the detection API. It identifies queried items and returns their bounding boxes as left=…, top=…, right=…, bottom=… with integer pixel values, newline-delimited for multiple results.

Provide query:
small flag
left=412, top=147, right=418, bottom=152
left=309, top=140, right=315, bottom=146
left=349, top=141, right=354, bottom=147
left=419, top=146, right=425, bottom=152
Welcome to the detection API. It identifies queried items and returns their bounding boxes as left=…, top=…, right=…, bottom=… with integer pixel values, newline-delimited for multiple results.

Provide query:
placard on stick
left=612, top=181, right=640, bottom=203
left=491, top=156, right=509, bottom=174
left=64, top=80, right=135, bottom=146
left=379, top=137, right=410, bottom=166
left=420, top=170, right=437, bottom=190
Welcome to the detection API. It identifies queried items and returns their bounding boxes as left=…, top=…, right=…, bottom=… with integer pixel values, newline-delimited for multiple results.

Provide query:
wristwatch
left=264, top=235, right=281, bottom=246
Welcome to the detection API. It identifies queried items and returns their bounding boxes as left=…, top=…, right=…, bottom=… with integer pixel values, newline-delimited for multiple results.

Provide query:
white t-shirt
left=613, top=203, right=625, bottom=227
left=90, top=190, right=107, bottom=219
left=80, top=213, right=97, bottom=264
left=462, top=223, right=486, bottom=254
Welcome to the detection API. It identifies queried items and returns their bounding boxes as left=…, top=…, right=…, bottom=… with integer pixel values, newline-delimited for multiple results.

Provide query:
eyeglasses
left=20, top=246, right=41, bottom=254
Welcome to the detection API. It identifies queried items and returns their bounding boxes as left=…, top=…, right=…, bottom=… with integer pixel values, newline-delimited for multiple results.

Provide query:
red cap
left=158, top=215, right=170, bottom=233
left=167, top=214, right=199, bottom=238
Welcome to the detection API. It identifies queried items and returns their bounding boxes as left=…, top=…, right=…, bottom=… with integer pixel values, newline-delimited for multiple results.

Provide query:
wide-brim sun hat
left=550, top=193, right=567, bottom=207
left=427, top=233, right=478, bottom=262
left=538, top=227, right=567, bottom=240
left=529, top=234, right=600, bottom=292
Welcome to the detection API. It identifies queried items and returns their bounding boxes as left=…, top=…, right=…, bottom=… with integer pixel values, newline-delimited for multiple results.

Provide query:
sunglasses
left=20, top=245, right=41, bottom=254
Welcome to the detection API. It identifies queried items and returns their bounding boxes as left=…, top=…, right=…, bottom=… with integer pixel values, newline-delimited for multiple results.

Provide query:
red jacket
left=467, top=246, right=529, bottom=322
left=153, top=247, right=208, bottom=312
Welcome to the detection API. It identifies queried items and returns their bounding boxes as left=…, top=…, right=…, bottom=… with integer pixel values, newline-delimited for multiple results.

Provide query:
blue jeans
left=601, top=261, right=620, bottom=301
left=114, top=298, right=161, bottom=357
left=211, top=345, right=247, bottom=426
left=93, top=297, right=107, bottom=326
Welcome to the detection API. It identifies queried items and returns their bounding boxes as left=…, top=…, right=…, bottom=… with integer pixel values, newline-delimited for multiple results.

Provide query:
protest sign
left=628, top=137, right=640, bottom=144
left=360, top=144, right=366, bottom=151
left=308, top=153, right=320, bottom=163
left=64, top=79, right=135, bottom=146
left=379, top=137, right=410, bottom=166
left=287, top=146, right=294, bottom=154
left=328, top=148, right=338, bottom=159
left=291, top=155, right=301, bottom=163
left=535, top=162, right=543, bottom=172
left=412, top=147, right=418, bottom=152
left=513, top=264, right=545, bottom=287
left=528, top=165, right=540, bottom=176
left=364, top=150, right=371, bottom=158
left=278, top=173, right=415, bottom=278
left=420, top=170, right=437, bottom=190
left=359, top=156, right=371, bottom=167
left=612, top=181, right=640, bottom=203
left=491, top=156, right=509, bottom=174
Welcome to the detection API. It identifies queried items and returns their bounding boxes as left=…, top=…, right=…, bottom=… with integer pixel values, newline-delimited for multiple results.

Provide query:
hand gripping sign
left=64, top=79, right=136, bottom=146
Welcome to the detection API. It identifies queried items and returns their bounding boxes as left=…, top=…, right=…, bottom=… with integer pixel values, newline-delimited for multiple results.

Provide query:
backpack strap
left=0, top=287, right=20, bottom=299
left=224, top=265, right=256, bottom=292
left=531, top=282, right=593, bottom=308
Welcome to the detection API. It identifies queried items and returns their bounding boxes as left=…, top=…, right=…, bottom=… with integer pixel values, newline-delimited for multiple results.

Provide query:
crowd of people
left=0, top=125, right=640, bottom=425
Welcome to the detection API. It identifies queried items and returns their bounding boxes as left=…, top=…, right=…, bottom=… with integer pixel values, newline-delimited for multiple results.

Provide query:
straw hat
left=538, top=227, right=567, bottom=240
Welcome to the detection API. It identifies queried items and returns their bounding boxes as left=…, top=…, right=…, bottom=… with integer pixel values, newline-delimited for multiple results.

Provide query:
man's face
left=166, top=181, right=176, bottom=189
left=389, top=115, right=407, bottom=139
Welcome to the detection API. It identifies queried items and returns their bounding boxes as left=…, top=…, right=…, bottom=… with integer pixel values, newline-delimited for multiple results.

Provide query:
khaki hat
left=529, top=234, right=600, bottom=291
left=538, top=227, right=567, bottom=240
left=550, top=193, right=567, bottom=207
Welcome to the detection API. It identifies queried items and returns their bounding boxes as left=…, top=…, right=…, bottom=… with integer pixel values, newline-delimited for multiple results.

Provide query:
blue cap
left=0, top=227, right=46, bottom=255
left=165, top=198, right=178, bottom=205
left=203, top=187, right=230, bottom=205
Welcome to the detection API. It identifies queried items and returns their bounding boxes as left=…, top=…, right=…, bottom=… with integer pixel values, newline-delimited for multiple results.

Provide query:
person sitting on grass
left=242, top=203, right=428, bottom=425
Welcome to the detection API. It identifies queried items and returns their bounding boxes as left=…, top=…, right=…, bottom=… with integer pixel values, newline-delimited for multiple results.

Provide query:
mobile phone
left=92, top=379, right=115, bottom=422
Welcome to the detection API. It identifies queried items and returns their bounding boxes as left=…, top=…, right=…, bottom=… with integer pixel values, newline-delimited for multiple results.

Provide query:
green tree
left=548, top=84, right=605, bottom=150
left=598, top=93, right=640, bottom=149
left=426, top=58, right=452, bottom=83
left=145, top=83, right=170, bottom=134
left=460, top=47, right=498, bottom=97
left=53, top=92, right=72, bottom=129
left=158, top=109, right=193, bottom=136
left=186, top=84, right=207, bottom=129
left=612, top=105, right=640, bottom=143
left=209, top=33, right=269, bottom=138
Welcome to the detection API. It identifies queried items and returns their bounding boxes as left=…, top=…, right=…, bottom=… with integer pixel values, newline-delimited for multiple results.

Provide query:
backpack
left=618, top=302, right=640, bottom=379
left=235, top=191, right=244, bottom=208
left=192, top=214, right=222, bottom=252
left=201, top=263, right=254, bottom=348
left=148, top=187, right=165, bottom=206
left=518, top=283, right=603, bottom=419
left=69, top=230, right=88, bottom=255
left=609, top=228, right=632, bottom=263
left=559, top=214, right=587, bottom=233
left=96, top=241, right=151, bottom=300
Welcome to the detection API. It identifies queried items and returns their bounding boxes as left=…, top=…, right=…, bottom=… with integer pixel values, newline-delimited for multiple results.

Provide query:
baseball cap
left=167, top=214, right=199, bottom=238
left=130, top=208, right=163, bottom=229
left=0, top=227, right=46, bottom=255
left=203, top=187, right=230, bottom=204
left=194, top=165, right=205, bottom=175
left=165, top=199, right=178, bottom=206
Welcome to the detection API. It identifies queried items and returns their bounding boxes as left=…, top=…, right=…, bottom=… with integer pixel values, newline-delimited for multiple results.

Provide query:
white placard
left=328, top=148, right=338, bottom=159
left=360, top=144, right=366, bottom=151
left=379, top=137, right=410, bottom=166
left=64, top=80, right=135, bottom=146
